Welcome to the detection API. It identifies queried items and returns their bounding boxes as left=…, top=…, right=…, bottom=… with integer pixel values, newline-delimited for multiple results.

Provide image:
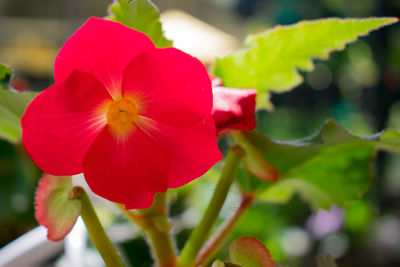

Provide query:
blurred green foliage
left=0, top=140, right=39, bottom=247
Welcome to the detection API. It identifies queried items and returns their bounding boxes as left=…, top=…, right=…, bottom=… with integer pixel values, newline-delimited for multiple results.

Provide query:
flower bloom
left=22, top=18, right=222, bottom=209
left=211, top=76, right=257, bottom=136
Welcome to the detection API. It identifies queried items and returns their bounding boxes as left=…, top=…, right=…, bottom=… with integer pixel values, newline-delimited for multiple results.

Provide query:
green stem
left=72, top=187, right=125, bottom=267
left=145, top=222, right=177, bottom=267
left=121, top=193, right=177, bottom=267
left=177, top=145, right=245, bottom=267
left=196, top=194, right=255, bottom=266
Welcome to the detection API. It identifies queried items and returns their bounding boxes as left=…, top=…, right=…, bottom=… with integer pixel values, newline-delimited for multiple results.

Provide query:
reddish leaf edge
left=35, top=174, right=82, bottom=241
left=229, top=236, right=275, bottom=267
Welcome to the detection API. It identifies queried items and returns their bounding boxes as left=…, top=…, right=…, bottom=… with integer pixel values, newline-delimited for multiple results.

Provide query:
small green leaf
left=234, top=120, right=400, bottom=210
left=229, top=236, right=275, bottom=267
left=211, top=260, right=241, bottom=267
left=211, top=260, right=228, bottom=267
left=0, top=64, right=38, bottom=143
left=107, top=0, right=173, bottom=48
left=317, top=254, right=339, bottom=267
left=0, top=64, right=11, bottom=88
left=214, top=17, right=398, bottom=107
left=35, top=174, right=81, bottom=241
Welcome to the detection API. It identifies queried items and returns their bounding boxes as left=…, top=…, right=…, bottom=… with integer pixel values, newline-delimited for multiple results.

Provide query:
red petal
left=212, top=87, right=257, bottom=136
left=22, top=70, right=110, bottom=175
left=82, top=126, right=170, bottom=209
left=55, top=17, right=155, bottom=96
left=138, top=116, right=222, bottom=188
left=121, top=48, right=212, bottom=127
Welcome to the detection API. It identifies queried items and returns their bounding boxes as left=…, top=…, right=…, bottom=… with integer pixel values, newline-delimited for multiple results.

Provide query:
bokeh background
left=1, top=0, right=400, bottom=266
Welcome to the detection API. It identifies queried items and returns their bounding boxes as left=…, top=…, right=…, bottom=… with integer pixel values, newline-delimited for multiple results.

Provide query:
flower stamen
left=106, top=98, right=139, bottom=134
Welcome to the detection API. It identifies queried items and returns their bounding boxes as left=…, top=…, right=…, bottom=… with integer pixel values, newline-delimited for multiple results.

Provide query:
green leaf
left=0, top=64, right=11, bottom=88
left=107, top=0, right=173, bottom=48
left=317, top=254, right=339, bottom=267
left=35, top=174, right=81, bottom=241
left=229, top=236, right=275, bottom=267
left=214, top=17, right=398, bottom=107
left=211, top=260, right=227, bottom=267
left=0, top=64, right=38, bottom=143
left=211, top=260, right=241, bottom=267
left=233, top=119, right=400, bottom=210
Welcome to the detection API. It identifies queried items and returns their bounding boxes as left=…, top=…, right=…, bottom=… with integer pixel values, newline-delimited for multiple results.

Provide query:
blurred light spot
left=338, top=70, right=362, bottom=100
left=11, top=193, right=28, bottom=213
left=307, top=63, right=332, bottom=90
left=64, top=218, right=87, bottom=267
left=371, top=215, right=400, bottom=259
left=209, top=0, right=236, bottom=8
left=104, top=223, right=136, bottom=243
left=383, top=155, right=400, bottom=197
left=220, top=188, right=240, bottom=219
left=332, top=101, right=375, bottom=135
left=388, top=101, right=400, bottom=129
left=347, top=41, right=378, bottom=87
left=85, top=248, right=105, bottom=267
left=68, top=233, right=82, bottom=249
left=181, top=209, right=200, bottom=228
left=306, top=205, right=344, bottom=239
left=320, top=233, right=349, bottom=259
left=323, top=0, right=344, bottom=12
left=160, top=10, right=238, bottom=64
left=348, top=41, right=373, bottom=63
left=0, top=31, right=58, bottom=77
left=352, top=61, right=378, bottom=87
left=281, top=227, right=312, bottom=257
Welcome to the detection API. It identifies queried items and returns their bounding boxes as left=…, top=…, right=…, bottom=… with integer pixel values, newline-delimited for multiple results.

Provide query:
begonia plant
left=0, top=0, right=399, bottom=266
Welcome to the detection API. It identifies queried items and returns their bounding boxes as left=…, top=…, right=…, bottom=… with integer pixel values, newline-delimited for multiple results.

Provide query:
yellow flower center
left=106, top=98, right=139, bottom=134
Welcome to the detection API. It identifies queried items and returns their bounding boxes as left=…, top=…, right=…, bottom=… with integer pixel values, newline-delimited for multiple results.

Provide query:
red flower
left=22, top=18, right=222, bottom=209
left=212, top=85, right=257, bottom=136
